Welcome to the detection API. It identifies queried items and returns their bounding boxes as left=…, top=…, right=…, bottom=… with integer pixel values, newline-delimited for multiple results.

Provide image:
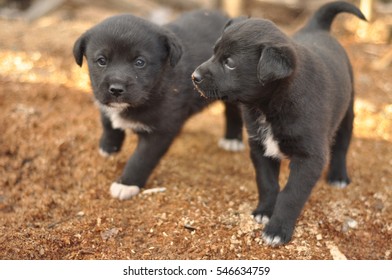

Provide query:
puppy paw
left=262, top=218, right=293, bottom=247
left=262, top=233, right=283, bottom=247
left=328, top=180, right=349, bottom=189
left=99, top=131, right=125, bottom=157
left=218, top=138, right=245, bottom=152
left=327, top=171, right=350, bottom=188
left=99, top=148, right=117, bottom=158
left=99, top=144, right=122, bottom=157
left=252, top=203, right=275, bottom=224
left=110, top=182, right=140, bottom=200
left=254, top=214, right=270, bottom=225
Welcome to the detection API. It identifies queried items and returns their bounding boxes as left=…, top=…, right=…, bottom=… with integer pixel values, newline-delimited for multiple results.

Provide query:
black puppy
left=73, top=10, right=244, bottom=200
left=192, top=1, right=366, bottom=245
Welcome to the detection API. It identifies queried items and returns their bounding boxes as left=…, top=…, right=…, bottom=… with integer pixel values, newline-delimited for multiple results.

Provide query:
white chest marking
left=109, top=112, right=152, bottom=132
left=253, top=114, right=286, bottom=159
left=98, top=102, right=152, bottom=133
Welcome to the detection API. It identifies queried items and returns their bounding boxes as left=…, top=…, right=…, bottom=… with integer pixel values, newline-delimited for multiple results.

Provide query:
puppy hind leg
left=218, top=102, right=244, bottom=152
left=327, top=101, right=354, bottom=188
left=99, top=112, right=125, bottom=157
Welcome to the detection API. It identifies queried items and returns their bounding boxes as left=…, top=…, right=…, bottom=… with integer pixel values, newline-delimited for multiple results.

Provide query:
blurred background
left=0, top=0, right=391, bottom=90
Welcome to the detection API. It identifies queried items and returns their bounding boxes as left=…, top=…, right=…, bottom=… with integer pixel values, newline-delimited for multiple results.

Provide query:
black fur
left=192, top=1, right=366, bottom=245
left=73, top=10, right=243, bottom=200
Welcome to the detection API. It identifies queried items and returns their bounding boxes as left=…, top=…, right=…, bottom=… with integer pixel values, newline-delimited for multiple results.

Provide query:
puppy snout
left=109, top=83, right=125, bottom=97
left=192, top=70, right=203, bottom=84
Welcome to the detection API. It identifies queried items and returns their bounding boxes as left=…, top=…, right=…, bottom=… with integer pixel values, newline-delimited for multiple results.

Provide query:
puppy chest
left=251, top=115, right=286, bottom=160
left=107, top=111, right=152, bottom=133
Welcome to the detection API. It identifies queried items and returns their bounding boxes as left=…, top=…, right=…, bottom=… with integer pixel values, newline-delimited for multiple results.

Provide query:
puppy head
left=192, top=18, right=296, bottom=103
left=73, top=14, right=182, bottom=110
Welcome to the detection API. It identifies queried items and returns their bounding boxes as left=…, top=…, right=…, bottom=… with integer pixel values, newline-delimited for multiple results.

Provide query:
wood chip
left=184, top=224, right=197, bottom=231
left=100, top=228, right=120, bottom=241
left=316, top=234, right=323, bottom=241
left=326, top=242, right=347, bottom=260
left=142, top=187, right=166, bottom=195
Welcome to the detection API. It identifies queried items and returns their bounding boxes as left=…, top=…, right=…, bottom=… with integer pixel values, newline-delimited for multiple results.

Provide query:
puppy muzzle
left=192, top=73, right=229, bottom=101
left=192, top=70, right=208, bottom=98
left=192, top=70, right=203, bottom=84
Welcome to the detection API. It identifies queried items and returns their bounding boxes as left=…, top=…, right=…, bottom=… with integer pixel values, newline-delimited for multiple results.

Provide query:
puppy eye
left=96, top=56, right=107, bottom=67
left=134, top=57, right=146, bottom=68
left=224, top=57, right=236, bottom=70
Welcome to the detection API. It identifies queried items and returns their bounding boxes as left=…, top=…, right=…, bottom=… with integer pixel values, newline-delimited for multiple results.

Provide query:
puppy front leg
left=110, top=132, right=177, bottom=200
left=218, top=102, right=245, bottom=152
left=249, top=140, right=280, bottom=224
left=99, top=112, right=125, bottom=157
left=263, top=155, right=325, bottom=246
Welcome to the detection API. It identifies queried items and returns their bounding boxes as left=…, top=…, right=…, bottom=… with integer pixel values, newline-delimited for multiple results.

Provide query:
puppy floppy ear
left=257, top=45, right=296, bottom=85
left=163, top=30, right=183, bottom=67
left=73, top=33, right=89, bottom=67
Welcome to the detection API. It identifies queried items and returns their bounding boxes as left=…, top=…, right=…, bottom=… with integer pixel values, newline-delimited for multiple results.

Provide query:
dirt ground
left=0, top=1, right=391, bottom=260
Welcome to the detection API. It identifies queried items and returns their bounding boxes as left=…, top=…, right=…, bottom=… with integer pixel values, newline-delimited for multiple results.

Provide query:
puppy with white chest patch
left=73, top=10, right=244, bottom=200
left=192, top=1, right=366, bottom=245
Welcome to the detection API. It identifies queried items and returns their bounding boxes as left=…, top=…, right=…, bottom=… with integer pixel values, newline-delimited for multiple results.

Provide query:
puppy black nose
left=109, top=84, right=125, bottom=97
left=192, top=70, right=203, bottom=84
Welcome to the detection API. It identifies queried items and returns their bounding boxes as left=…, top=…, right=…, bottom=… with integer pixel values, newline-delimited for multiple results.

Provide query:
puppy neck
left=243, top=78, right=290, bottom=113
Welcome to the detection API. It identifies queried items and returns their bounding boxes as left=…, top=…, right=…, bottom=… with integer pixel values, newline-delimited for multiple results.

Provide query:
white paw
left=254, top=215, right=270, bottom=225
left=262, top=233, right=282, bottom=246
left=330, top=181, right=348, bottom=189
left=218, top=138, right=245, bottom=152
left=99, top=148, right=111, bottom=158
left=110, top=182, right=140, bottom=200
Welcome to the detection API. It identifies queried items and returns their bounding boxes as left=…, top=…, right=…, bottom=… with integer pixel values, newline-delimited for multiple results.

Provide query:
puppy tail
left=305, top=1, right=367, bottom=32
